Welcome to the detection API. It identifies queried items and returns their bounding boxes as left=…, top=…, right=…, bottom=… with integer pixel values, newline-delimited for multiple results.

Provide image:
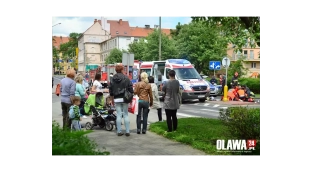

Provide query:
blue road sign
left=209, top=61, right=221, bottom=70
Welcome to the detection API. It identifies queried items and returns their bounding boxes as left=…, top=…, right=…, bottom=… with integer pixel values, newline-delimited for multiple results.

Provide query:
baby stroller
left=84, top=92, right=116, bottom=131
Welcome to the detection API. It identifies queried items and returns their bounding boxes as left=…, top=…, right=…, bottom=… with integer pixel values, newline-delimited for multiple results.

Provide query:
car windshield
left=173, top=68, right=202, bottom=80
left=140, top=69, right=151, bottom=76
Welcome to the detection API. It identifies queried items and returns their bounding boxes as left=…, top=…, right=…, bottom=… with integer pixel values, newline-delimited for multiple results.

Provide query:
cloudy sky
left=52, top=17, right=192, bottom=37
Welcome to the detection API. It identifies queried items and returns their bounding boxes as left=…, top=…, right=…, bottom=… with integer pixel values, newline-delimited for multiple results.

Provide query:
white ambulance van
left=151, top=59, right=210, bottom=102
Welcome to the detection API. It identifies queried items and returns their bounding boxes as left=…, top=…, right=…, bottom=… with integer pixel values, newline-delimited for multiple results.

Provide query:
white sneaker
left=82, top=115, right=88, bottom=118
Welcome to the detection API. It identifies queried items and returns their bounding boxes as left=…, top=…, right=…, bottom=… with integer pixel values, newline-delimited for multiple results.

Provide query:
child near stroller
left=84, top=92, right=117, bottom=131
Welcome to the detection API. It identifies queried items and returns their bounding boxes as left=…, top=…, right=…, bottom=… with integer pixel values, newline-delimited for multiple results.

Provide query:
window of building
left=115, top=39, right=117, bottom=46
left=250, top=50, right=254, bottom=59
left=244, top=50, right=248, bottom=58
left=134, top=39, right=138, bottom=42
left=124, top=31, right=127, bottom=34
left=251, top=62, right=256, bottom=68
left=116, top=31, right=119, bottom=34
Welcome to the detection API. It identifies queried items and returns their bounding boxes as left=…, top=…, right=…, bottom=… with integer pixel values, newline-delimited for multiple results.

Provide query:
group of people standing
left=59, top=69, right=104, bottom=130
left=108, top=65, right=181, bottom=136
left=58, top=65, right=181, bottom=135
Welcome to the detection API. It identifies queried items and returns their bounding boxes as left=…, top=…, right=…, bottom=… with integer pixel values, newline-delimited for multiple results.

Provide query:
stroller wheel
left=85, top=122, right=93, bottom=130
left=105, top=121, right=113, bottom=131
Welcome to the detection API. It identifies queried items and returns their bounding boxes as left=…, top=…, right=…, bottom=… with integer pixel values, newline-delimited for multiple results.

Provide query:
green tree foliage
left=59, top=32, right=82, bottom=61
left=170, top=22, right=184, bottom=39
left=128, top=29, right=177, bottom=61
left=53, top=46, right=60, bottom=68
left=105, top=48, right=123, bottom=64
left=145, top=29, right=177, bottom=61
left=191, top=17, right=260, bottom=52
left=175, top=21, right=228, bottom=74
left=128, top=38, right=147, bottom=61
left=228, top=58, right=249, bottom=79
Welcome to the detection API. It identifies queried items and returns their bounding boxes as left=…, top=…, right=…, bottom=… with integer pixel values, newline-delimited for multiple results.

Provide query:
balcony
left=229, top=54, right=260, bottom=61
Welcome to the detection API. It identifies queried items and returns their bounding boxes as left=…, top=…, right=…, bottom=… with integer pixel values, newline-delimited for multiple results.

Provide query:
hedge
left=207, top=77, right=260, bottom=94
left=219, top=107, right=260, bottom=155
left=52, top=121, right=110, bottom=155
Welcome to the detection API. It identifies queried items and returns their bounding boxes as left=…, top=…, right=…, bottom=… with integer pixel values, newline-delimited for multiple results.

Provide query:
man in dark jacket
left=109, top=65, right=133, bottom=137
left=241, top=85, right=250, bottom=98
left=231, top=72, right=239, bottom=88
left=210, top=76, right=217, bottom=85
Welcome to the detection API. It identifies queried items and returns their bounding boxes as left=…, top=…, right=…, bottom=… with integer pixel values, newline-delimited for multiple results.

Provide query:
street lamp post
left=52, top=23, right=61, bottom=27
left=159, top=16, right=161, bottom=61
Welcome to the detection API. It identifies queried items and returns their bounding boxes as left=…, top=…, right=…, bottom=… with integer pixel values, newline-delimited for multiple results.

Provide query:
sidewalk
left=52, top=100, right=206, bottom=155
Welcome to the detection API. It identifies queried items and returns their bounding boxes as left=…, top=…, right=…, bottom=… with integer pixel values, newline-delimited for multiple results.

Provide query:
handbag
left=123, top=78, right=133, bottom=103
left=128, top=95, right=139, bottom=114
left=55, top=84, right=61, bottom=96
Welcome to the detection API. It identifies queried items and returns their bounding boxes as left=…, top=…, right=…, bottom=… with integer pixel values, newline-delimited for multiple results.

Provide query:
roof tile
left=52, top=36, right=70, bottom=49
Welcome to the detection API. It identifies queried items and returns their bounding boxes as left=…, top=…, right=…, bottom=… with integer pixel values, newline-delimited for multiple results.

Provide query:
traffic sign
left=222, top=57, right=231, bottom=68
left=133, top=70, right=138, bottom=77
left=209, top=61, right=221, bottom=70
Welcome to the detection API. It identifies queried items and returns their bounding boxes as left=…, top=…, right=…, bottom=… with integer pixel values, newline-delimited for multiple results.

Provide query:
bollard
left=223, top=85, right=228, bottom=101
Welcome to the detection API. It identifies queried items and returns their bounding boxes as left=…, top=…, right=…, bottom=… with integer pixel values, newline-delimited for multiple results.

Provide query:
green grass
left=255, top=94, right=260, bottom=98
left=52, top=121, right=110, bottom=155
left=149, top=118, right=237, bottom=155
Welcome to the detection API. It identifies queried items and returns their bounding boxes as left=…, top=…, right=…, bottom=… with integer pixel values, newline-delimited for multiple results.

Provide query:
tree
left=170, top=22, right=184, bottom=38
left=53, top=46, right=60, bottom=68
left=228, top=58, right=249, bottom=78
left=191, top=17, right=260, bottom=51
left=105, top=48, right=122, bottom=64
left=128, top=38, right=147, bottom=61
left=59, top=32, right=82, bottom=62
left=175, top=21, right=228, bottom=74
left=128, top=29, right=178, bottom=61
left=144, top=29, right=178, bottom=61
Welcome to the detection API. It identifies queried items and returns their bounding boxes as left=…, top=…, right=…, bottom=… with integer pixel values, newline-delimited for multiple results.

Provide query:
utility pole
left=159, top=16, right=161, bottom=61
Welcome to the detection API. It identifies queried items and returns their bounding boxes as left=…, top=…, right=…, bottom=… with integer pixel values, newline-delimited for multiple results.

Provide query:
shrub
left=52, top=121, right=110, bottom=155
left=207, top=77, right=260, bottom=94
left=219, top=107, right=260, bottom=155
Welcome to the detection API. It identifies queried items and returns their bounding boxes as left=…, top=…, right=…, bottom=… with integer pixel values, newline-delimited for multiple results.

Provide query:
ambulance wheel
left=85, top=122, right=93, bottom=130
left=199, top=99, right=206, bottom=102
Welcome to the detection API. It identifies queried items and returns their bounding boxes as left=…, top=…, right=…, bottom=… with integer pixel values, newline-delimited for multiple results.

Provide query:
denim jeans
left=71, top=120, right=81, bottom=131
left=137, top=100, right=149, bottom=132
left=115, top=102, right=130, bottom=133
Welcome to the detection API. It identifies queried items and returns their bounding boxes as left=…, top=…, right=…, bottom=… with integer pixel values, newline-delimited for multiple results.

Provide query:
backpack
left=69, top=106, right=75, bottom=119
left=123, top=78, right=133, bottom=103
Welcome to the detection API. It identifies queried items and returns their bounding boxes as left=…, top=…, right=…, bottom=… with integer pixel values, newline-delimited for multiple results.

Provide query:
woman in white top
left=91, top=73, right=102, bottom=94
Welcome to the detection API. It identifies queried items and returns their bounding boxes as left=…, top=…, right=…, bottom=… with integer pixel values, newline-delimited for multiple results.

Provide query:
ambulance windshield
left=140, top=69, right=151, bottom=76
left=173, top=68, right=202, bottom=80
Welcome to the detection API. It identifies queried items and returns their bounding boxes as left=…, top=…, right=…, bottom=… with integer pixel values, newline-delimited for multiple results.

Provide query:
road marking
left=213, top=104, right=220, bottom=107
left=204, top=103, right=210, bottom=106
left=177, top=113, right=200, bottom=118
left=193, top=103, right=199, bottom=105
left=200, top=109, right=219, bottom=112
left=220, top=107, right=228, bottom=109
left=162, top=112, right=200, bottom=118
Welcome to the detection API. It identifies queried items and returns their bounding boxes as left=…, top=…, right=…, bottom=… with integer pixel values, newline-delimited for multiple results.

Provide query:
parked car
left=200, top=74, right=208, bottom=79
left=205, top=80, right=222, bottom=97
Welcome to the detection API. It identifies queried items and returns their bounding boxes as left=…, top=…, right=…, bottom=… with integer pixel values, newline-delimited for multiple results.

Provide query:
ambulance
left=138, top=62, right=152, bottom=76
left=151, top=59, right=210, bottom=102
